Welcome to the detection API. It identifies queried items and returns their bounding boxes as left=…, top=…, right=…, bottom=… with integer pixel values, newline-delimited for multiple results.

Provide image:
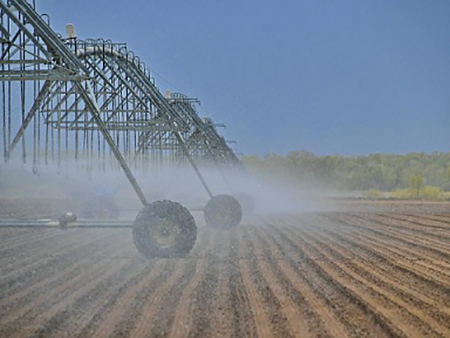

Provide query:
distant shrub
left=363, top=189, right=383, bottom=199
left=422, top=186, right=443, bottom=200
left=442, top=192, right=450, bottom=200
left=390, top=189, right=412, bottom=199
left=389, top=186, right=444, bottom=200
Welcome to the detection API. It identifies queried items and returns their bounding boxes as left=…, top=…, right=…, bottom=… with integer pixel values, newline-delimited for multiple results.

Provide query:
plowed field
left=1, top=202, right=449, bottom=337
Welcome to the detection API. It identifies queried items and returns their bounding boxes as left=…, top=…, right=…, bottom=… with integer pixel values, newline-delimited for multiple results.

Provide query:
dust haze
left=0, top=158, right=334, bottom=220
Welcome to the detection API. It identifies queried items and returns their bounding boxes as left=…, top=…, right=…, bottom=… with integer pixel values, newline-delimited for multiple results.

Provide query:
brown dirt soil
left=0, top=201, right=449, bottom=337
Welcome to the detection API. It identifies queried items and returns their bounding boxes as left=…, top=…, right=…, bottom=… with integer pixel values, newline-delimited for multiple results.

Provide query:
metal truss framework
left=0, top=0, right=242, bottom=205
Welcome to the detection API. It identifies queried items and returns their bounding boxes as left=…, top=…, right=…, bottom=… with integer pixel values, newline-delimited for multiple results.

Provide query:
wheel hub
left=151, top=219, right=178, bottom=247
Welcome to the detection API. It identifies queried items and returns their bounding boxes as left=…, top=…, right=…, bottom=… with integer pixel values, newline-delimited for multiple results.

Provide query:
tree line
left=242, top=151, right=450, bottom=192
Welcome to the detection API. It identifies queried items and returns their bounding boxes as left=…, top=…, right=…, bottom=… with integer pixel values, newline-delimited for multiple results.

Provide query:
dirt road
left=0, top=203, right=449, bottom=337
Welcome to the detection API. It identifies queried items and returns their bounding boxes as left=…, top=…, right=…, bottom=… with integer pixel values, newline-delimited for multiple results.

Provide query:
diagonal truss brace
left=76, top=80, right=148, bottom=205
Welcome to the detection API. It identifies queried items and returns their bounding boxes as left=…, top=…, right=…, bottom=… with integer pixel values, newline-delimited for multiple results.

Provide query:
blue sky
left=39, top=0, right=450, bottom=156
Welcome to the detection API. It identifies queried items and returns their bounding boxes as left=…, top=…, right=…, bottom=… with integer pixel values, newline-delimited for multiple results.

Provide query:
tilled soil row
left=326, top=214, right=450, bottom=287
left=0, top=208, right=449, bottom=337
left=279, top=220, right=450, bottom=336
left=265, top=220, right=400, bottom=337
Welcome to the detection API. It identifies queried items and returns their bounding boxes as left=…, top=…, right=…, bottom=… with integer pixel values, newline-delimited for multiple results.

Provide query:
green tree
left=242, top=151, right=450, bottom=192
left=409, top=174, right=424, bottom=198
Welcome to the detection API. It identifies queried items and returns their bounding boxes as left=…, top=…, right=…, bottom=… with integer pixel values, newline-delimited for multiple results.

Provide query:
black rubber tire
left=235, top=192, right=254, bottom=216
left=204, top=194, right=242, bottom=229
left=132, top=200, right=197, bottom=259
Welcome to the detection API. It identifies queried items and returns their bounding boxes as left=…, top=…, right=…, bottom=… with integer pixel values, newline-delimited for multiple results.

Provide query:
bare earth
left=0, top=201, right=449, bottom=337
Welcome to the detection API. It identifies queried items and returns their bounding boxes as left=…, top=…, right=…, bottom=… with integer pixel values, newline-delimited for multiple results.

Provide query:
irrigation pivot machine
left=0, top=0, right=245, bottom=258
